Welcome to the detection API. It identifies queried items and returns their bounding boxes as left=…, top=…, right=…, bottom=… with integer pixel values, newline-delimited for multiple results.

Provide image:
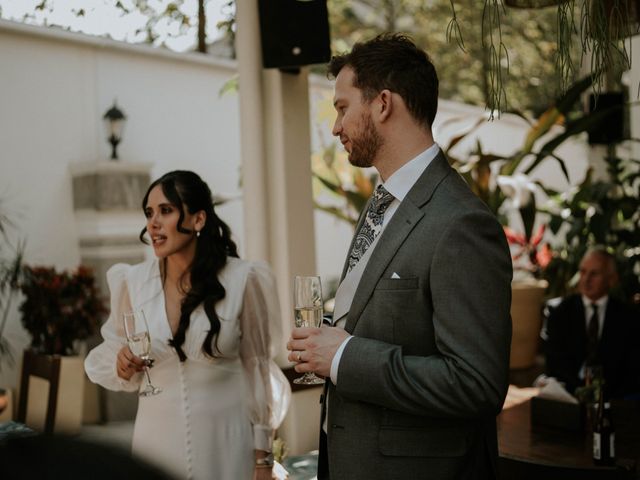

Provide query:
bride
left=86, top=170, right=290, bottom=480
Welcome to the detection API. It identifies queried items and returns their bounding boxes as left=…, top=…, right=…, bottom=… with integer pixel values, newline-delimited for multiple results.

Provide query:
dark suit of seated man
left=544, top=247, right=640, bottom=398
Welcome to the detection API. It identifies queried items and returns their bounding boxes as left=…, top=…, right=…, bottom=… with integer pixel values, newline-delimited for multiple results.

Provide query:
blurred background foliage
left=311, top=92, right=378, bottom=228
left=540, top=154, right=640, bottom=303
left=326, top=0, right=575, bottom=117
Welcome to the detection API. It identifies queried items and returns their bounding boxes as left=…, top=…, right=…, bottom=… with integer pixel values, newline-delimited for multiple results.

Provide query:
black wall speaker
left=258, top=0, right=331, bottom=69
left=588, top=93, right=626, bottom=145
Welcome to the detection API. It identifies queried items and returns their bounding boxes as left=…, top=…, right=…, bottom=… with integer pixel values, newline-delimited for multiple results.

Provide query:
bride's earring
left=196, top=230, right=201, bottom=238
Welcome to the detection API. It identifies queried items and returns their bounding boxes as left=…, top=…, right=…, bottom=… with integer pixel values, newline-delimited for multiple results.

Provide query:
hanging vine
left=483, top=0, right=510, bottom=118
left=556, top=0, right=577, bottom=93
left=448, top=0, right=639, bottom=116
left=582, top=0, right=634, bottom=92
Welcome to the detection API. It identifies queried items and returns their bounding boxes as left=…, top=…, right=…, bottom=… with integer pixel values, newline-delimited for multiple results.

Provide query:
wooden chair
left=17, top=350, right=62, bottom=434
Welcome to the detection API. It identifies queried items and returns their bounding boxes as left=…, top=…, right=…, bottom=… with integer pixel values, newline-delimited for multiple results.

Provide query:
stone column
left=69, top=161, right=151, bottom=299
left=236, top=1, right=319, bottom=455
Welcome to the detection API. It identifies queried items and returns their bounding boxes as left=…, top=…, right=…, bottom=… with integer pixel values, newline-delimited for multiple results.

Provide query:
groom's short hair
left=328, top=33, right=439, bottom=129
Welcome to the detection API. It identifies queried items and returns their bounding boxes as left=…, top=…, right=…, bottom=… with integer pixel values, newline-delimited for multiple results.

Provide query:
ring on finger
left=297, top=351, right=302, bottom=363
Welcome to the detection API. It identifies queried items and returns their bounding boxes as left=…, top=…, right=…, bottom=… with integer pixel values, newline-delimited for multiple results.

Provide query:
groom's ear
left=376, top=89, right=393, bottom=123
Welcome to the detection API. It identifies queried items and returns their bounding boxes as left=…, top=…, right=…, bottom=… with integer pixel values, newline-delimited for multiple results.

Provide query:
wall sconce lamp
left=103, top=101, right=127, bottom=160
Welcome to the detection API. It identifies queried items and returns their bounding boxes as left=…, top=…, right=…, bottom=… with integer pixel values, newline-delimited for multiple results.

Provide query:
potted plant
left=494, top=173, right=552, bottom=369
left=442, top=74, right=624, bottom=368
left=541, top=153, right=640, bottom=303
left=442, top=76, right=599, bottom=278
left=17, top=264, right=105, bottom=433
left=19, top=265, right=104, bottom=356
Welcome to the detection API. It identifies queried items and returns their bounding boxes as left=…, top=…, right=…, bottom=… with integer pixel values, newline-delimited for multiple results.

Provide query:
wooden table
left=497, top=399, right=640, bottom=479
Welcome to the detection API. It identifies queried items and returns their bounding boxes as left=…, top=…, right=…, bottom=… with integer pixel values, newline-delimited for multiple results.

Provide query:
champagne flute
left=293, top=275, right=325, bottom=385
left=123, top=310, right=162, bottom=396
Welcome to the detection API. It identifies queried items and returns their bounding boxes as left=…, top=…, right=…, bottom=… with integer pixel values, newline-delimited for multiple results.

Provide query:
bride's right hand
left=116, top=346, right=146, bottom=380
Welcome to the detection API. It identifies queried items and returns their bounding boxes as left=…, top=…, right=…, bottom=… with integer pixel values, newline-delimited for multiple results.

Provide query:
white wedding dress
left=85, top=257, right=290, bottom=480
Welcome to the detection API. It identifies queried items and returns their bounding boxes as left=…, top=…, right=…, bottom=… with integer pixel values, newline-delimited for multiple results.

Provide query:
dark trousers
left=317, top=429, right=329, bottom=480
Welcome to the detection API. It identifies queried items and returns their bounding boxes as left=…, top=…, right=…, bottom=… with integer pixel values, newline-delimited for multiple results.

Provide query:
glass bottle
left=593, top=387, right=615, bottom=467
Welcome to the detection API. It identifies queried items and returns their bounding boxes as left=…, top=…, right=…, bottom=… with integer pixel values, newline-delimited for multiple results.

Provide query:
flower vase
left=509, top=279, right=548, bottom=369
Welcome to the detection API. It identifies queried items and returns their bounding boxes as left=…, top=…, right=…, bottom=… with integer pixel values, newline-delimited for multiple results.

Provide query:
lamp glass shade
left=103, top=103, right=126, bottom=139
left=107, top=117, right=125, bottom=140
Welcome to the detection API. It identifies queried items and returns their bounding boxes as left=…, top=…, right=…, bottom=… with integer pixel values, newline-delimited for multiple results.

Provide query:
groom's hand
left=287, top=326, right=350, bottom=378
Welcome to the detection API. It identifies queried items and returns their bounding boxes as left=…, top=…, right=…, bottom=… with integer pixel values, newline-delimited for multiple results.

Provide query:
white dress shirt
left=329, top=143, right=441, bottom=384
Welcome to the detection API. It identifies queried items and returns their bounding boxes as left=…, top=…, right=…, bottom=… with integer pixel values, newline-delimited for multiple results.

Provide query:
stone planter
left=18, top=351, right=85, bottom=434
left=509, top=279, right=548, bottom=369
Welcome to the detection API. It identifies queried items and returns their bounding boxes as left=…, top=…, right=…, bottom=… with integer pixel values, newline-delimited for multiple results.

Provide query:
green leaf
left=442, top=117, right=486, bottom=154
left=555, top=74, right=596, bottom=114
left=218, top=76, right=238, bottom=98
left=313, top=204, right=356, bottom=227
left=590, top=213, right=609, bottom=244
left=519, top=198, right=537, bottom=241
left=344, top=190, right=368, bottom=213
left=314, top=174, right=344, bottom=196
left=548, top=215, right=564, bottom=234
left=527, top=105, right=620, bottom=174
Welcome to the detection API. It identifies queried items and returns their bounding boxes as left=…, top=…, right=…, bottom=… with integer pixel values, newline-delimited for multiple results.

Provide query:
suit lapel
left=573, top=297, right=587, bottom=346
left=344, top=151, right=452, bottom=333
left=600, top=298, right=619, bottom=356
left=345, top=202, right=423, bottom=333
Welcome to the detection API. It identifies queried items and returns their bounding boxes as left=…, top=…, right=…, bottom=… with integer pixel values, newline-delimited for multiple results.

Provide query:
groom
left=287, top=34, right=512, bottom=479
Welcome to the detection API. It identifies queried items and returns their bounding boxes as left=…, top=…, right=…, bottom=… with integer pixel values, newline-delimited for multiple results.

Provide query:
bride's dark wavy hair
left=139, top=170, right=239, bottom=361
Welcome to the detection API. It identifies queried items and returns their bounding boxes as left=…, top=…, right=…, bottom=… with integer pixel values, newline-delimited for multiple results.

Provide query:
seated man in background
left=544, top=247, right=640, bottom=398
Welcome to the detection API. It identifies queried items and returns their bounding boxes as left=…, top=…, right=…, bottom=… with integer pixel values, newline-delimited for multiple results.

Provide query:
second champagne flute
left=293, top=275, right=325, bottom=385
left=123, top=309, right=162, bottom=397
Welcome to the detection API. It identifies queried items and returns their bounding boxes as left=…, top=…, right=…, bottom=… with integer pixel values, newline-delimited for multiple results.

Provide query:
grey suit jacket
left=320, top=152, right=512, bottom=480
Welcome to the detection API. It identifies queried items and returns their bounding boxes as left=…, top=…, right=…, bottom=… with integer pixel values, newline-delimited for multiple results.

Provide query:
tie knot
left=591, top=303, right=598, bottom=314
left=371, top=185, right=394, bottom=215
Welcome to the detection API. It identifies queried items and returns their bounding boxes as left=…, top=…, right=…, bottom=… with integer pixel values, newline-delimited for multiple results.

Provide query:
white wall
left=0, top=20, right=245, bottom=387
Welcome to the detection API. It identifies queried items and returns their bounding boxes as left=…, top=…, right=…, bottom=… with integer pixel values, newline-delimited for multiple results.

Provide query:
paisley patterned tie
left=347, top=184, right=395, bottom=273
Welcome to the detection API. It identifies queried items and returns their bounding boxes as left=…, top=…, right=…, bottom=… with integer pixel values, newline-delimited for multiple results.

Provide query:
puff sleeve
left=85, top=263, right=143, bottom=392
left=238, top=261, right=291, bottom=451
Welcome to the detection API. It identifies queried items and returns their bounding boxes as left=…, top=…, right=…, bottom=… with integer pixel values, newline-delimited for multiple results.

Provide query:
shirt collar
left=582, top=295, right=608, bottom=310
left=382, top=143, right=440, bottom=202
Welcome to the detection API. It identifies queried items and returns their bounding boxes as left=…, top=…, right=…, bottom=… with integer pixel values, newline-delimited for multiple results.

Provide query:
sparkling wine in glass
left=293, top=275, right=325, bottom=385
left=123, top=310, right=161, bottom=396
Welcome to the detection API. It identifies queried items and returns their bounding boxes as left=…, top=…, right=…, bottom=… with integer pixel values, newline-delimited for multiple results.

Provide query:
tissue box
left=530, top=396, right=584, bottom=431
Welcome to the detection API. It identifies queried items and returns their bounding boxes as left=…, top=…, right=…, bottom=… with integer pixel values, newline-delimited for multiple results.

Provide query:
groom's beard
left=347, top=112, right=383, bottom=169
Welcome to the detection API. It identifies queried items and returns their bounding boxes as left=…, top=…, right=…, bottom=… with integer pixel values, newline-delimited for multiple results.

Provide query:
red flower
left=19, top=265, right=105, bottom=355
left=504, top=224, right=551, bottom=274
